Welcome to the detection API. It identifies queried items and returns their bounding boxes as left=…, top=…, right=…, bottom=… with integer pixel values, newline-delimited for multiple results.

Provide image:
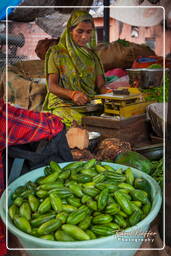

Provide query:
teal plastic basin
left=0, top=162, right=162, bottom=256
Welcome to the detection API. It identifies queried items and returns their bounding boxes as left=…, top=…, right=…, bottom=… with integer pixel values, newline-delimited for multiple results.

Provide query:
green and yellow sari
left=43, top=10, right=104, bottom=128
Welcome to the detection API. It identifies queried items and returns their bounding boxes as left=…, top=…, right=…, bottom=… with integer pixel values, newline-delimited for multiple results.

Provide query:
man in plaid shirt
left=0, top=98, right=70, bottom=255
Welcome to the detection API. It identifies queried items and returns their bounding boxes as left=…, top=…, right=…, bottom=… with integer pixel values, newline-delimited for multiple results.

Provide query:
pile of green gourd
left=9, top=159, right=152, bottom=241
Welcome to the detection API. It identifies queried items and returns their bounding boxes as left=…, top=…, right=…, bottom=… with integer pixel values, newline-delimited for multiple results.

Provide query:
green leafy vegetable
left=151, top=158, right=163, bottom=190
left=141, top=72, right=169, bottom=102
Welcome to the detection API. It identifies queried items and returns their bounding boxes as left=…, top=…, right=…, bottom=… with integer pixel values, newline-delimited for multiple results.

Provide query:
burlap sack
left=35, top=38, right=59, bottom=60
left=95, top=40, right=155, bottom=71
left=13, top=59, right=45, bottom=79
left=1, top=60, right=46, bottom=111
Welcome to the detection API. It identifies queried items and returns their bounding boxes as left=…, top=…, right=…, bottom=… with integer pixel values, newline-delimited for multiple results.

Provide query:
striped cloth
left=0, top=98, right=64, bottom=256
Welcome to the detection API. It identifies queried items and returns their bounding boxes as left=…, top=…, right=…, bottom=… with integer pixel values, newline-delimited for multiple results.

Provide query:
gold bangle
left=71, top=91, right=79, bottom=100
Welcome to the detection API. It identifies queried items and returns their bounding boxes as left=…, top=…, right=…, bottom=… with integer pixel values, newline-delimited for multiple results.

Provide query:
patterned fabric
left=0, top=98, right=63, bottom=193
left=43, top=10, right=104, bottom=127
left=0, top=98, right=64, bottom=255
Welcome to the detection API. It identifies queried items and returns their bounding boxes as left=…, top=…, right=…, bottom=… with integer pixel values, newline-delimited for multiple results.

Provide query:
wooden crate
left=82, top=114, right=151, bottom=147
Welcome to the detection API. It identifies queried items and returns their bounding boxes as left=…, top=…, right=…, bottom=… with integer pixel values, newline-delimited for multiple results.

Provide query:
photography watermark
left=115, top=229, right=157, bottom=243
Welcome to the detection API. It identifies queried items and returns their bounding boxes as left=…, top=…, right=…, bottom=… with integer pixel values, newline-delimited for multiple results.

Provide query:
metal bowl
left=88, top=132, right=101, bottom=152
left=126, top=68, right=169, bottom=89
left=133, top=143, right=163, bottom=160
left=72, top=103, right=103, bottom=113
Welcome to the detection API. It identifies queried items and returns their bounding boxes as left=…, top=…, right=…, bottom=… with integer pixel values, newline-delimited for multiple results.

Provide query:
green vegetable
left=114, top=215, right=127, bottom=228
left=56, top=212, right=68, bottom=224
left=9, top=160, right=153, bottom=241
left=40, top=234, right=55, bottom=241
left=91, top=225, right=114, bottom=236
left=115, top=151, right=152, bottom=174
left=38, top=197, right=51, bottom=214
left=49, top=193, right=62, bottom=212
left=125, top=168, right=134, bottom=185
left=67, top=207, right=88, bottom=225
left=105, top=203, right=120, bottom=215
left=86, top=229, right=97, bottom=239
left=55, top=230, right=75, bottom=241
left=79, top=216, right=92, bottom=230
left=92, top=214, right=113, bottom=224
left=67, top=197, right=81, bottom=208
left=87, top=200, right=97, bottom=211
left=31, top=213, right=56, bottom=227
left=62, top=224, right=90, bottom=240
left=28, top=195, right=39, bottom=212
left=13, top=197, right=23, bottom=207
left=83, top=187, right=99, bottom=197
left=148, top=64, right=162, bottom=69
left=117, top=39, right=130, bottom=47
left=14, top=215, right=31, bottom=234
left=129, top=210, right=142, bottom=226
left=98, top=188, right=109, bottom=210
left=39, top=182, right=63, bottom=191
left=134, top=178, right=151, bottom=196
left=82, top=159, right=96, bottom=169
left=39, top=171, right=60, bottom=184
left=141, top=72, right=169, bottom=102
left=69, top=184, right=83, bottom=198
left=38, top=219, right=61, bottom=235
left=151, top=158, right=163, bottom=189
left=130, top=189, right=148, bottom=204
left=9, top=204, right=19, bottom=220
left=114, top=191, right=133, bottom=215
left=36, top=189, right=48, bottom=198
left=19, top=202, right=31, bottom=221
left=62, top=204, right=77, bottom=213
left=50, top=161, right=62, bottom=172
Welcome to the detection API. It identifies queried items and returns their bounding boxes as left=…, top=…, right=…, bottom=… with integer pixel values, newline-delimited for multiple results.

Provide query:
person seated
left=0, top=98, right=73, bottom=255
left=43, top=10, right=111, bottom=128
left=0, top=98, right=73, bottom=192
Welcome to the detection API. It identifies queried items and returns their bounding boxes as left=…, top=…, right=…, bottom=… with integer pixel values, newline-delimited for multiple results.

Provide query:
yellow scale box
left=95, top=88, right=152, bottom=118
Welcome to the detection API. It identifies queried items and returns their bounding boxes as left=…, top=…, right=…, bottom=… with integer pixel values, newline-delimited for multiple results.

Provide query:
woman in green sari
left=43, top=10, right=110, bottom=128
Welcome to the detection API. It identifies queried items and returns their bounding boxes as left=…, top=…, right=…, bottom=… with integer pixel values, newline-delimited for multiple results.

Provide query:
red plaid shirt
left=0, top=98, right=64, bottom=255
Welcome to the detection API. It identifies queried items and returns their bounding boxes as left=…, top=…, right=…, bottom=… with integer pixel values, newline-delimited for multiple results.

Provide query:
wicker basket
left=147, top=103, right=167, bottom=137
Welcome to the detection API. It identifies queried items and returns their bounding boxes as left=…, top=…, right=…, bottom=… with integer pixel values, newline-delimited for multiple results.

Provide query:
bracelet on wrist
left=71, top=91, right=79, bottom=100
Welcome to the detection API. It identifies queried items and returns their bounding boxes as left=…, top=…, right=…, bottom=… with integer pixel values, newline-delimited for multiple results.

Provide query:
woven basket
left=147, top=103, right=166, bottom=137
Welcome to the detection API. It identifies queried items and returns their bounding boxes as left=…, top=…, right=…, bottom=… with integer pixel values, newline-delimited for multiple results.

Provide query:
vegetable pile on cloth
left=71, top=148, right=94, bottom=161
left=0, top=98, right=64, bottom=256
left=95, top=138, right=131, bottom=161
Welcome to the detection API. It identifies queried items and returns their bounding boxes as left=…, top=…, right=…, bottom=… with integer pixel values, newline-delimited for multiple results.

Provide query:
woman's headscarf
left=60, top=10, right=96, bottom=49
left=44, top=10, right=104, bottom=108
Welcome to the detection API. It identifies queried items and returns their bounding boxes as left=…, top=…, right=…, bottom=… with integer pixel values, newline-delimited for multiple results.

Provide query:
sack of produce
left=95, top=39, right=155, bottom=71
left=35, top=38, right=59, bottom=60
left=71, top=148, right=94, bottom=161
left=1, top=60, right=46, bottom=111
left=114, top=151, right=152, bottom=174
left=95, top=138, right=131, bottom=161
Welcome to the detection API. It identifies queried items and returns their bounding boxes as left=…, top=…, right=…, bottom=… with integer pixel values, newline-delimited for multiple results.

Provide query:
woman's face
left=71, top=22, right=93, bottom=47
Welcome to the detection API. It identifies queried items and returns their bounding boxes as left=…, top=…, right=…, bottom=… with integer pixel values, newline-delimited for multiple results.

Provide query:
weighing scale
left=95, top=88, right=152, bottom=118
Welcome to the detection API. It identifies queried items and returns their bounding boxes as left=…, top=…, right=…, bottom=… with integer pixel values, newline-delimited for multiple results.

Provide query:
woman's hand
left=96, top=75, right=112, bottom=94
left=48, top=74, right=89, bottom=105
left=71, top=91, right=89, bottom=105
left=99, top=87, right=113, bottom=94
